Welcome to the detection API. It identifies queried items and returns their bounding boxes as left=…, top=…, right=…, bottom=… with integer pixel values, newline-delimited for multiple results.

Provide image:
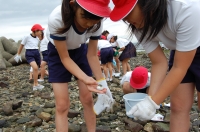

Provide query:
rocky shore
left=0, top=51, right=199, bottom=132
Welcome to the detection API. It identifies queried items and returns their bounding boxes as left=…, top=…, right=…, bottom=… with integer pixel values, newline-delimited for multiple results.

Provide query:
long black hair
left=57, top=0, right=103, bottom=34
left=127, top=0, right=168, bottom=43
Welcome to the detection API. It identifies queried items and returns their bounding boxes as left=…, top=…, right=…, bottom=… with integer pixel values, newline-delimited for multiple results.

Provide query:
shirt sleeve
left=89, top=21, right=103, bottom=40
left=48, top=5, right=67, bottom=41
left=174, top=1, right=200, bottom=51
left=21, top=36, right=27, bottom=45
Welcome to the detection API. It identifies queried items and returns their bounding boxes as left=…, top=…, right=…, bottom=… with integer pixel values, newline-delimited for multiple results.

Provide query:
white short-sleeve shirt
left=47, top=5, right=103, bottom=50
left=116, top=38, right=129, bottom=48
left=98, top=40, right=112, bottom=50
left=21, top=34, right=39, bottom=49
left=135, top=0, right=200, bottom=53
left=120, top=71, right=151, bottom=89
left=40, top=37, right=49, bottom=52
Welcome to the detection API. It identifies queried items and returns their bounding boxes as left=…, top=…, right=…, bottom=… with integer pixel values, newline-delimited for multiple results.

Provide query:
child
left=107, top=34, right=137, bottom=78
left=110, top=0, right=200, bottom=131
left=120, top=66, right=150, bottom=94
left=97, top=39, right=114, bottom=81
left=46, top=0, right=114, bottom=131
left=14, top=24, right=45, bottom=91
left=38, top=31, right=49, bottom=82
left=102, top=30, right=110, bottom=39
left=29, top=66, right=48, bottom=83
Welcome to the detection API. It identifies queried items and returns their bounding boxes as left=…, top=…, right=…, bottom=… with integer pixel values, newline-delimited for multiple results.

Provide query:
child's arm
left=17, top=44, right=24, bottom=55
left=87, top=39, right=105, bottom=80
left=54, top=40, right=105, bottom=93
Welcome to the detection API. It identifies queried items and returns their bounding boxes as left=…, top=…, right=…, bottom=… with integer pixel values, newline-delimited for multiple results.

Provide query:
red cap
left=101, top=35, right=106, bottom=40
left=31, top=24, right=44, bottom=31
left=76, top=0, right=111, bottom=17
left=110, top=0, right=138, bottom=21
left=130, top=66, right=148, bottom=89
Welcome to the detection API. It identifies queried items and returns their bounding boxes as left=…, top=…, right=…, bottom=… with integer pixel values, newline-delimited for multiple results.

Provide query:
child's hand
left=84, top=77, right=107, bottom=94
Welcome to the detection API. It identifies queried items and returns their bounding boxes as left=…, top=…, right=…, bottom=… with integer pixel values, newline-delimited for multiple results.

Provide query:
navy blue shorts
left=119, top=42, right=137, bottom=61
left=41, top=50, right=48, bottom=63
left=48, top=42, right=92, bottom=83
left=168, top=47, right=200, bottom=91
left=100, top=47, right=114, bottom=64
left=25, top=49, right=41, bottom=67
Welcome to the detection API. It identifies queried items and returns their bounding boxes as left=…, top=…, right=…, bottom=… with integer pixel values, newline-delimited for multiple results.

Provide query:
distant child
left=97, top=39, right=114, bottom=81
left=38, top=31, right=49, bottom=82
left=29, top=67, right=48, bottom=82
left=46, top=0, right=114, bottom=131
left=102, top=30, right=110, bottom=39
left=108, top=34, right=137, bottom=78
left=120, top=66, right=150, bottom=94
left=14, top=24, right=45, bottom=91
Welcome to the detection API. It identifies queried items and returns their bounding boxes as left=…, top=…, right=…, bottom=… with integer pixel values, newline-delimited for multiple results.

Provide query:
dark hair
left=126, top=0, right=168, bottom=43
left=57, top=0, right=103, bottom=34
left=113, top=35, right=118, bottom=41
left=102, top=30, right=109, bottom=35
left=40, top=31, right=44, bottom=40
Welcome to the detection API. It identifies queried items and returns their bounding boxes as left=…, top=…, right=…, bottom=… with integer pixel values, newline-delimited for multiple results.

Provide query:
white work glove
left=97, top=79, right=115, bottom=112
left=126, top=96, right=160, bottom=121
left=14, top=54, right=22, bottom=63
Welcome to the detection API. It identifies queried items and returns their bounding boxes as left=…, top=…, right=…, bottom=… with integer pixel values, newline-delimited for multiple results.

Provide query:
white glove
left=97, top=79, right=115, bottom=112
left=14, top=54, right=22, bottom=63
left=126, top=96, right=160, bottom=121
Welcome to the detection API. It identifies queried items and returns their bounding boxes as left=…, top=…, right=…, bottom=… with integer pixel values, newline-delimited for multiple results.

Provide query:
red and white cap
left=76, top=0, right=111, bottom=17
left=31, top=24, right=44, bottom=31
left=110, top=0, right=138, bottom=21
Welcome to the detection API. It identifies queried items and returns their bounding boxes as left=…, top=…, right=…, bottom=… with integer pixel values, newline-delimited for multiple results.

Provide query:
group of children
left=98, top=30, right=137, bottom=82
left=14, top=0, right=200, bottom=131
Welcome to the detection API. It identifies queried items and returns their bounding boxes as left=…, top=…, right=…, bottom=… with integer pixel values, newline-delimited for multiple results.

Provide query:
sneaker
left=33, top=84, right=44, bottom=91
left=38, top=79, right=44, bottom=82
left=106, top=78, right=110, bottom=82
left=114, top=73, right=120, bottom=77
left=109, top=78, right=113, bottom=82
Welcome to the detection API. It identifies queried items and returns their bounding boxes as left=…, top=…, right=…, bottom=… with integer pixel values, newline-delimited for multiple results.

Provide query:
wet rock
left=152, top=122, right=170, bottom=132
left=68, top=109, right=80, bottom=118
left=12, top=100, right=23, bottom=110
left=96, top=126, right=111, bottom=132
left=123, top=118, right=143, bottom=132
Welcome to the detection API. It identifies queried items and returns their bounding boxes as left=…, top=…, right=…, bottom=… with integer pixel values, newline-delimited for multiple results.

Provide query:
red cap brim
left=110, top=0, right=138, bottom=21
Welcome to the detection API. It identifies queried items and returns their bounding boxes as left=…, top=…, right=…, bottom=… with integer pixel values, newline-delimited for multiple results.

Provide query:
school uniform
left=47, top=5, right=102, bottom=83
left=135, top=0, right=200, bottom=91
left=40, top=37, right=49, bottom=63
left=120, top=71, right=151, bottom=93
left=21, top=34, right=41, bottom=66
left=97, top=40, right=113, bottom=64
left=116, top=38, right=136, bottom=61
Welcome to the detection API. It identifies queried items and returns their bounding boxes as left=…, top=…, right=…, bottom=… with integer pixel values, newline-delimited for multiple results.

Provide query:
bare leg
left=78, top=80, right=96, bottom=132
left=102, top=64, right=108, bottom=79
left=40, top=61, right=47, bottom=80
left=30, top=61, right=39, bottom=86
left=122, top=58, right=129, bottom=75
left=114, top=57, right=120, bottom=73
left=53, top=83, right=70, bottom=132
left=197, top=91, right=200, bottom=110
left=127, top=59, right=131, bottom=71
left=107, top=62, right=113, bottom=80
left=170, top=83, right=194, bottom=132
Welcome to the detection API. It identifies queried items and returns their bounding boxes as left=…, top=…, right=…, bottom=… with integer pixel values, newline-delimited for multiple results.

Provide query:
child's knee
left=56, top=100, right=70, bottom=113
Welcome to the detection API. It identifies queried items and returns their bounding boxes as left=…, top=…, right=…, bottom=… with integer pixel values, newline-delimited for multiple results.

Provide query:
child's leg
left=30, top=61, right=39, bottom=86
left=114, top=57, right=120, bottom=73
left=127, top=60, right=131, bottom=71
left=122, top=58, right=129, bottom=75
left=52, top=83, right=70, bottom=132
left=29, top=72, right=33, bottom=80
left=102, top=64, right=108, bottom=79
left=107, top=62, right=113, bottom=80
left=40, top=61, right=47, bottom=80
left=170, top=83, right=195, bottom=132
left=77, top=80, right=96, bottom=132
left=198, top=91, right=200, bottom=110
